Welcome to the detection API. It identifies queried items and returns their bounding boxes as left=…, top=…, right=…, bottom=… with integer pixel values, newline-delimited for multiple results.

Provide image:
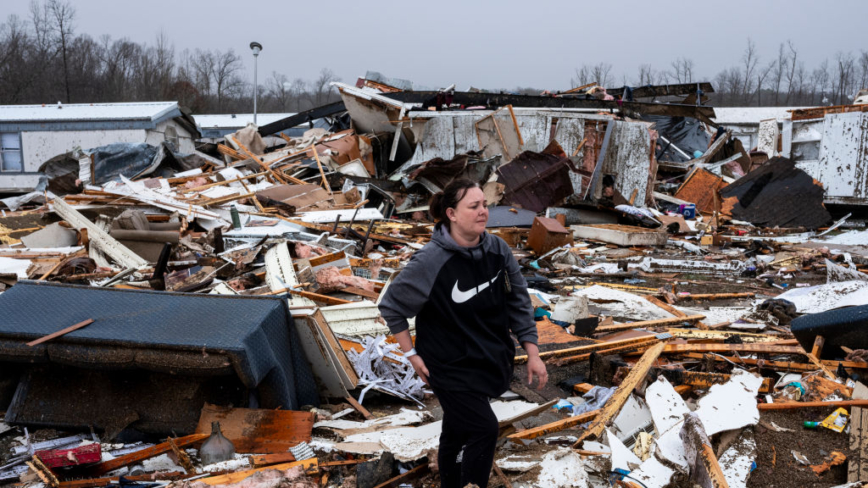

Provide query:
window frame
left=0, top=131, right=23, bottom=173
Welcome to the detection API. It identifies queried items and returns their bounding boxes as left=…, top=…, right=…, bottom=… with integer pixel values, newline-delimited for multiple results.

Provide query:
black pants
left=431, top=386, right=499, bottom=488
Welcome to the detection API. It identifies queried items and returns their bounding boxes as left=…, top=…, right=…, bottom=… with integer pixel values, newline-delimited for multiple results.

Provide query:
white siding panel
left=21, top=129, right=145, bottom=171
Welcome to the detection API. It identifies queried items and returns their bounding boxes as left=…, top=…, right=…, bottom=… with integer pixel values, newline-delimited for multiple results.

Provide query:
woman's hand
left=522, top=342, right=548, bottom=390
left=409, top=355, right=430, bottom=385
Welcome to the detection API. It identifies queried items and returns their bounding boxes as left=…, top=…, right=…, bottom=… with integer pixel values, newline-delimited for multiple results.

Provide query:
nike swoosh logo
left=451, top=270, right=502, bottom=304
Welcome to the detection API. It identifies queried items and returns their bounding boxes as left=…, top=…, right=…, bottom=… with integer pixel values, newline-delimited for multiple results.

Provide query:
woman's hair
left=429, top=178, right=480, bottom=227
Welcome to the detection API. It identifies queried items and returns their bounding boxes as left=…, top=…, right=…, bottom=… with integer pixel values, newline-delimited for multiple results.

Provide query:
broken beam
left=758, top=400, right=868, bottom=410
left=27, top=319, right=94, bottom=347
left=88, top=434, right=208, bottom=476
left=506, top=409, right=599, bottom=442
left=663, top=343, right=803, bottom=354
left=573, top=342, right=666, bottom=446
left=515, top=335, right=660, bottom=364
left=595, top=315, right=706, bottom=333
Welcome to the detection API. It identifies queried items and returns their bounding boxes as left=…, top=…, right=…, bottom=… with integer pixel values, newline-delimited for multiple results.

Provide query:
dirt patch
left=748, top=409, right=852, bottom=487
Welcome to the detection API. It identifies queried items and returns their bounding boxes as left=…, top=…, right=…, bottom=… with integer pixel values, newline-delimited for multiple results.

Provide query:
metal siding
left=818, top=112, right=865, bottom=198
left=604, top=121, right=652, bottom=203
left=514, top=115, right=549, bottom=152
left=554, top=117, right=586, bottom=194
left=453, top=116, right=480, bottom=154
left=21, top=129, right=146, bottom=172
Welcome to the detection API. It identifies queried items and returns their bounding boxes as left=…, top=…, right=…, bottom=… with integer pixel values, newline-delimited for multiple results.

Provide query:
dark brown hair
left=429, top=179, right=480, bottom=228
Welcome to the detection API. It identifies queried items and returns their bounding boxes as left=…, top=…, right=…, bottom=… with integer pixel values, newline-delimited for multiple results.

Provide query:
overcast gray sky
left=6, top=0, right=867, bottom=90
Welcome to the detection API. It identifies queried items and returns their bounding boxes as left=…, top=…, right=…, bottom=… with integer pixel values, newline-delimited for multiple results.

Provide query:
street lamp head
left=249, top=41, right=262, bottom=56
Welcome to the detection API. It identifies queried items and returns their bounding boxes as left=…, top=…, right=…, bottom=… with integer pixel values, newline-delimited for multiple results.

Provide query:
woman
left=378, top=179, right=548, bottom=488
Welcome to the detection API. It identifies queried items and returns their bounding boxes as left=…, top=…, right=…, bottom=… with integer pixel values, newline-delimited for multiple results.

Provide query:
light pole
left=249, top=42, right=262, bottom=125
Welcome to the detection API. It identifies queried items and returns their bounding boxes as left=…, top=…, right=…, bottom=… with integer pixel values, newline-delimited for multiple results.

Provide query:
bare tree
left=308, top=67, right=340, bottom=106
left=858, top=50, right=868, bottom=92
left=571, top=63, right=613, bottom=89
left=784, top=41, right=799, bottom=105
left=740, top=38, right=759, bottom=102
left=636, top=64, right=657, bottom=86
left=266, top=71, right=290, bottom=111
left=47, top=0, right=75, bottom=102
left=834, top=51, right=855, bottom=104
left=755, top=60, right=775, bottom=106
left=670, top=57, right=694, bottom=83
left=770, top=43, right=787, bottom=106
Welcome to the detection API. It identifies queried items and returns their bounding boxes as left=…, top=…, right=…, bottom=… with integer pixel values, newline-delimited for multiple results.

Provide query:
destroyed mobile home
left=2, top=77, right=868, bottom=488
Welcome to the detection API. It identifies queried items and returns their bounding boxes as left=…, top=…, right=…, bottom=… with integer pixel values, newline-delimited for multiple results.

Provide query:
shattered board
left=571, top=285, right=674, bottom=322
left=720, top=157, right=832, bottom=229
left=332, top=401, right=540, bottom=462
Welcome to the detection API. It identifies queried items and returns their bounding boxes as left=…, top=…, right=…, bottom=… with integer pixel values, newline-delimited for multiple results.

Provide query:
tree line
left=2, top=2, right=867, bottom=112
left=570, top=39, right=868, bottom=107
left=0, top=0, right=342, bottom=113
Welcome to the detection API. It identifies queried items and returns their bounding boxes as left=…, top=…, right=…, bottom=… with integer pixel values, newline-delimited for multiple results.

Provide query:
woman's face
left=446, top=187, right=489, bottom=238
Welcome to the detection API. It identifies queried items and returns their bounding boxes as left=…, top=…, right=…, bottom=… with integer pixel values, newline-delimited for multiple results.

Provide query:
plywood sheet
left=195, top=404, right=314, bottom=454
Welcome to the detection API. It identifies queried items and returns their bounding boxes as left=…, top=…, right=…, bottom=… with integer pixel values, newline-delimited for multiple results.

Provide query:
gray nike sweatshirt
left=378, top=223, right=537, bottom=396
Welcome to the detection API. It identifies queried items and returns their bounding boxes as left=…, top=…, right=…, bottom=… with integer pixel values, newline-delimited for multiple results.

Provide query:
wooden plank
left=373, top=464, right=430, bottom=488
left=646, top=296, right=707, bottom=329
left=287, top=289, right=352, bottom=306
left=195, top=404, right=314, bottom=454
left=804, top=339, right=837, bottom=380
left=663, top=343, right=803, bottom=354
left=498, top=399, right=559, bottom=430
left=310, top=309, right=359, bottom=388
left=346, top=396, right=374, bottom=420
left=26, top=319, right=94, bottom=347
left=506, top=409, right=599, bottom=441
left=553, top=341, right=657, bottom=366
left=849, top=382, right=868, bottom=482
left=88, top=434, right=208, bottom=476
left=678, top=352, right=868, bottom=373
left=198, top=459, right=317, bottom=486
left=342, top=286, right=380, bottom=300
left=573, top=342, right=666, bottom=447
left=812, top=335, right=826, bottom=358
left=595, top=315, right=705, bottom=333
left=675, top=292, right=755, bottom=301
left=250, top=452, right=295, bottom=466
left=666, top=328, right=783, bottom=343
left=758, top=400, right=868, bottom=410
left=58, top=472, right=186, bottom=488
left=515, top=335, right=659, bottom=364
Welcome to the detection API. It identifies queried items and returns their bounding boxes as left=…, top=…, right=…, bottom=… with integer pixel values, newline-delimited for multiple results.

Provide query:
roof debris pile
left=2, top=75, right=868, bottom=487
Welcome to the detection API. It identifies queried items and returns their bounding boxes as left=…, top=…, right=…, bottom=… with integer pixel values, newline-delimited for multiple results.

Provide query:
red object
left=36, top=443, right=102, bottom=468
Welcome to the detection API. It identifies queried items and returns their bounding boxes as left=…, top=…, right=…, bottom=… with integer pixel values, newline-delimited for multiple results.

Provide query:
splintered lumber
left=346, top=396, right=374, bottom=420
left=681, top=414, right=730, bottom=488
left=759, top=400, right=868, bottom=410
left=58, top=472, right=186, bottom=488
left=595, top=315, right=705, bottom=333
left=373, top=464, right=431, bottom=488
left=199, top=192, right=256, bottom=206
left=849, top=382, right=868, bottom=482
left=498, top=399, right=559, bottom=430
left=28, top=456, right=59, bottom=488
left=663, top=343, right=803, bottom=354
left=287, top=289, right=352, bottom=305
left=195, top=404, right=314, bottom=454
left=217, top=144, right=244, bottom=160
left=89, top=434, right=208, bottom=476
left=675, top=292, right=755, bottom=301
left=666, top=328, right=783, bottom=343
left=515, top=335, right=660, bottom=364
left=249, top=452, right=295, bottom=466
left=506, top=409, right=599, bottom=442
left=650, top=368, right=772, bottom=393
left=229, top=136, right=305, bottom=186
left=806, top=336, right=837, bottom=380
left=26, top=319, right=94, bottom=347
left=553, top=341, right=657, bottom=366
left=198, top=459, right=317, bottom=485
left=182, top=172, right=268, bottom=193
left=678, top=352, right=868, bottom=372
left=573, top=342, right=666, bottom=447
